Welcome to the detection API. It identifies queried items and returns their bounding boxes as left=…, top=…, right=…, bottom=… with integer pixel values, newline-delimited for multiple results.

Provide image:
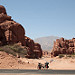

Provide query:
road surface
left=0, top=69, right=75, bottom=74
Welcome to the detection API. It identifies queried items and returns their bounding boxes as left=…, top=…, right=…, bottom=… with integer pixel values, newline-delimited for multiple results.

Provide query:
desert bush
left=9, top=44, right=27, bottom=55
left=67, top=55, right=72, bottom=57
left=0, top=44, right=28, bottom=57
left=0, top=45, right=16, bottom=56
left=59, top=54, right=64, bottom=58
left=71, top=53, right=75, bottom=55
left=0, top=48, right=3, bottom=51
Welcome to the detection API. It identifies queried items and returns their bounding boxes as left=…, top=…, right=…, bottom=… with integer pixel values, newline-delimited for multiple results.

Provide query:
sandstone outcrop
left=34, top=43, right=42, bottom=58
left=0, top=5, right=42, bottom=58
left=51, top=38, right=75, bottom=57
left=25, top=36, right=42, bottom=58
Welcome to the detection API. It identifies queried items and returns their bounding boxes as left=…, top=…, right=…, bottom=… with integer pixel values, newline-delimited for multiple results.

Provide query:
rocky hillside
left=34, top=36, right=60, bottom=51
left=0, top=5, right=42, bottom=58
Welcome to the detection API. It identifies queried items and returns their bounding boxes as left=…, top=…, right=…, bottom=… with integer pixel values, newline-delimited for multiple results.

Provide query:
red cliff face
left=51, top=38, right=75, bottom=57
left=0, top=5, right=42, bottom=58
left=25, top=36, right=42, bottom=58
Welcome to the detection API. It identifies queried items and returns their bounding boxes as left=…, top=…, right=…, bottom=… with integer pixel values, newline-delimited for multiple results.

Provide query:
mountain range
left=34, top=36, right=60, bottom=51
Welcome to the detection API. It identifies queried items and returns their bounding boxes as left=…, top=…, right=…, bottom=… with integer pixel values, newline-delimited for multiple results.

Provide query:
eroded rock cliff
left=51, top=38, right=75, bottom=57
left=0, top=5, right=42, bottom=58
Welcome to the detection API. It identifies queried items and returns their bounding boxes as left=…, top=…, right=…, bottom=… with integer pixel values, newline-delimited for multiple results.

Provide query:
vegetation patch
left=58, top=54, right=75, bottom=58
left=0, top=44, right=28, bottom=57
left=58, top=54, right=64, bottom=58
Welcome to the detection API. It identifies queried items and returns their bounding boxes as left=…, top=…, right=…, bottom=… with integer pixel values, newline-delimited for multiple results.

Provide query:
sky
left=0, top=0, right=75, bottom=39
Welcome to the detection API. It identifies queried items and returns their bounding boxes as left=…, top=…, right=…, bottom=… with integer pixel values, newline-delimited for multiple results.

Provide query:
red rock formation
left=0, top=5, right=25, bottom=45
left=34, top=43, right=42, bottom=58
left=0, top=5, right=7, bottom=14
left=25, top=36, right=42, bottom=58
left=0, top=5, right=42, bottom=58
left=51, top=38, right=75, bottom=57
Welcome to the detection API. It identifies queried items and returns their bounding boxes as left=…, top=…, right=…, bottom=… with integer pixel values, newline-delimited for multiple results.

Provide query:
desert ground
left=20, top=56, right=75, bottom=70
left=0, top=51, right=75, bottom=70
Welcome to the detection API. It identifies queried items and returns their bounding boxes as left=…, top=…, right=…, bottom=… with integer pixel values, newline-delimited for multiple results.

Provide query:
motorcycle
left=37, top=62, right=49, bottom=70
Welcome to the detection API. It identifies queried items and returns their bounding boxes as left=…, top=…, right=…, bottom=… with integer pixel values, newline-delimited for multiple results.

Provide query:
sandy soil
left=0, top=51, right=75, bottom=70
left=20, top=57, right=75, bottom=70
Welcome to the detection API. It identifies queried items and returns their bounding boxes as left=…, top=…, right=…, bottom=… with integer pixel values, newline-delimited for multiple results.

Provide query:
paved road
left=0, top=69, right=75, bottom=74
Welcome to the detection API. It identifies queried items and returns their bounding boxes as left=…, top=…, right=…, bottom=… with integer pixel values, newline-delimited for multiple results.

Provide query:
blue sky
left=0, top=0, right=75, bottom=39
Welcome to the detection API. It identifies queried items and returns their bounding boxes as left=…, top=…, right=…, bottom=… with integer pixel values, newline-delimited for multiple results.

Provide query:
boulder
left=0, top=21, right=26, bottom=46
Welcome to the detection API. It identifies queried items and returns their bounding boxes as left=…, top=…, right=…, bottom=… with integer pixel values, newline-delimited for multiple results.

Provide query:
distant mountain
left=34, top=36, right=60, bottom=51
